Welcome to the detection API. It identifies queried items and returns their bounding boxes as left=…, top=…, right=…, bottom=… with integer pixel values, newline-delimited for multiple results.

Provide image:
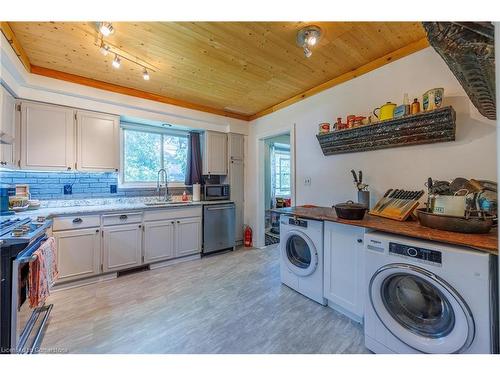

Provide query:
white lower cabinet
left=54, top=227, right=101, bottom=282
left=53, top=209, right=202, bottom=285
left=102, top=223, right=142, bottom=272
left=323, top=221, right=365, bottom=322
left=175, top=217, right=202, bottom=257
left=143, top=220, right=175, bottom=263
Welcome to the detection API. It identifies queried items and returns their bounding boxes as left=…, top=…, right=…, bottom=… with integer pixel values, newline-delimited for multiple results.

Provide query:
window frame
left=119, top=123, right=189, bottom=188
left=271, top=144, right=291, bottom=198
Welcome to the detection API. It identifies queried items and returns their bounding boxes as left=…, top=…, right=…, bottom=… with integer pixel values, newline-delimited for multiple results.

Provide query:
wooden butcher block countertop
left=274, top=206, right=498, bottom=255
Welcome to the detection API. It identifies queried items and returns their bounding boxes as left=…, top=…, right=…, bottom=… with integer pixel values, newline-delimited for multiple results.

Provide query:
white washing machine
left=279, top=216, right=326, bottom=305
left=364, top=231, right=498, bottom=354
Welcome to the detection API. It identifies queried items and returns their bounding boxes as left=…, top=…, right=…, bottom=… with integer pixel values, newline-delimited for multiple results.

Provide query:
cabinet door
left=143, top=220, right=175, bottom=263
left=103, top=224, right=142, bottom=272
left=228, top=133, right=244, bottom=161
left=203, top=131, right=227, bottom=175
left=323, top=222, right=365, bottom=321
left=20, top=101, right=75, bottom=170
left=175, top=217, right=201, bottom=257
left=54, top=228, right=101, bottom=283
left=0, top=87, right=16, bottom=167
left=76, top=110, right=119, bottom=171
left=229, top=159, right=244, bottom=241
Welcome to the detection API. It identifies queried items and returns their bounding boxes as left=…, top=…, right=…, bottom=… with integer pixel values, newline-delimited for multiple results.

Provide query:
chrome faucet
left=157, top=168, right=170, bottom=201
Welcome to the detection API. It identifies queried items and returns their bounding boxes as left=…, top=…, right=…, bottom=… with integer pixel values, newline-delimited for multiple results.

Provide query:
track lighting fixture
left=99, top=22, right=114, bottom=37
left=100, top=44, right=110, bottom=56
left=296, top=25, right=322, bottom=58
left=142, top=68, right=150, bottom=81
left=112, top=54, right=121, bottom=69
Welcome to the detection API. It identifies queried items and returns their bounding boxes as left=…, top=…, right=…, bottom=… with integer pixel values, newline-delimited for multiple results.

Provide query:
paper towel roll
left=192, top=183, right=201, bottom=201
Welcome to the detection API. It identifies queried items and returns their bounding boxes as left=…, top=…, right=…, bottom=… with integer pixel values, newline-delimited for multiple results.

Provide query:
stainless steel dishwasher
left=203, top=203, right=236, bottom=254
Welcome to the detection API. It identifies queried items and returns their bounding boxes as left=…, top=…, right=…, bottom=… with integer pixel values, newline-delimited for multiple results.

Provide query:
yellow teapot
left=373, top=102, right=397, bottom=121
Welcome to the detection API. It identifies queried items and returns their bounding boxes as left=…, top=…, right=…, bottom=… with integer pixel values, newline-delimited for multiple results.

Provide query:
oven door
left=369, top=263, right=475, bottom=354
left=11, top=235, right=53, bottom=354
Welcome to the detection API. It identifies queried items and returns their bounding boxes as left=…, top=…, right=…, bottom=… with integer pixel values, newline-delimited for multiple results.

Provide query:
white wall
left=246, top=47, right=497, bottom=246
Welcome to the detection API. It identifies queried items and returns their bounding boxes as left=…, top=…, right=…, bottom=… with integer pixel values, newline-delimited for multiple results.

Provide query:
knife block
left=369, top=198, right=421, bottom=221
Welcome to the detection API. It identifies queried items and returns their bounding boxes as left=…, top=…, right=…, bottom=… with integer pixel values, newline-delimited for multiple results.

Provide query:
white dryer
left=279, top=216, right=326, bottom=305
left=364, top=231, right=498, bottom=354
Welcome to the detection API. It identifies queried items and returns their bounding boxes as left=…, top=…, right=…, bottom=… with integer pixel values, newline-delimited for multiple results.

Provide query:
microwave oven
left=204, top=184, right=230, bottom=201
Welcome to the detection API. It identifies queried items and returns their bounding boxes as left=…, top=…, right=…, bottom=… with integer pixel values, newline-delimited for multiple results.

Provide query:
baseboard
left=53, top=273, right=117, bottom=291
left=149, top=254, right=201, bottom=270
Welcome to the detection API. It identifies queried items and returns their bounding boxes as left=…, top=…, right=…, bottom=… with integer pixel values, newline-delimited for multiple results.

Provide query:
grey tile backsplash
left=0, top=170, right=190, bottom=200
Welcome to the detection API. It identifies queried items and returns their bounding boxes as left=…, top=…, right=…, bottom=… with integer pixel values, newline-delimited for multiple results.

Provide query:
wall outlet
left=110, top=184, right=117, bottom=194
left=304, top=177, right=312, bottom=186
left=63, top=184, right=72, bottom=195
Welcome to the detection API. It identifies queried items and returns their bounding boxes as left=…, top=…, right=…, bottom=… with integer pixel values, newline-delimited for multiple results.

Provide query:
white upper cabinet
left=228, top=132, right=244, bottom=161
left=20, top=101, right=75, bottom=170
left=0, top=86, right=17, bottom=167
left=203, top=130, right=227, bottom=175
left=76, top=110, right=119, bottom=171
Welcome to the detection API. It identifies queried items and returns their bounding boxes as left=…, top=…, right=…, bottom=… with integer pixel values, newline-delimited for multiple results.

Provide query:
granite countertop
left=13, top=197, right=234, bottom=219
left=274, top=206, right=498, bottom=255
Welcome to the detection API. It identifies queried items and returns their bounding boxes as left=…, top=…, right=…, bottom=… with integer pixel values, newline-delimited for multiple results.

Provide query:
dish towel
left=29, top=237, right=59, bottom=308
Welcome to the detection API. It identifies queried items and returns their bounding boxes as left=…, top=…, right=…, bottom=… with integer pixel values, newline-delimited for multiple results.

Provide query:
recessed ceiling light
left=142, top=68, right=150, bottom=81
left=99, top=22, right=114, bottom=37
left=112, top=54, right=121, bottom=69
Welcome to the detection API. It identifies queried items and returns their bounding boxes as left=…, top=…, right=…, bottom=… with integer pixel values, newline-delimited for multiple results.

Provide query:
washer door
left=281, top=229, right=318, bottom=277
left=369, top=263, right=475, bottom=354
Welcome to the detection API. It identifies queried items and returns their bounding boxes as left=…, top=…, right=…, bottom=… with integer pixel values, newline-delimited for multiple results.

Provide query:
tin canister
left=318, top=122, right=331, bottom=134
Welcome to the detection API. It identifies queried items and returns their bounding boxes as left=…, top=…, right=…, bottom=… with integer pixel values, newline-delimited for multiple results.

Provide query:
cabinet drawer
left=53, top=214, right=101, bottom=231
left=102, top=212, right=142, bottom=226
left=144, top=206, right=202, bottom=222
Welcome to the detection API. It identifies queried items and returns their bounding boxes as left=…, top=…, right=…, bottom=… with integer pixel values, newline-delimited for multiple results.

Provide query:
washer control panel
left=288, top=218, right=308, bottom=228
left=389, top=242, right=442, bottom=265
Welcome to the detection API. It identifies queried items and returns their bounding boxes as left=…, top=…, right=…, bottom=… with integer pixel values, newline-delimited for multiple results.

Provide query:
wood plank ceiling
left=6, top=22, right=428, bottom=120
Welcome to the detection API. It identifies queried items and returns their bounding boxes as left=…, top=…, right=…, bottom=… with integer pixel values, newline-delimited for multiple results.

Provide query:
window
left=121, top=125, right=188, bottom=185
left=271, top=143, right=291, bottom=197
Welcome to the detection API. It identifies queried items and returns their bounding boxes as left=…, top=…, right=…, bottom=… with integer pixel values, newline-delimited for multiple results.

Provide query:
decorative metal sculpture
left=316, top=107, right=456, bottom=156
left=423, top=22, right=495, bottom=120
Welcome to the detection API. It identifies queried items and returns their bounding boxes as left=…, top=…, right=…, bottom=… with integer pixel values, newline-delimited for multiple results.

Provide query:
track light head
left=112, top=54, right=121, bottom=69
left=99, top=22, right=114, bottom=37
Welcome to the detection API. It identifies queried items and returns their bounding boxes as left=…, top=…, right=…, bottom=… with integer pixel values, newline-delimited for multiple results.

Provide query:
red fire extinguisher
left=244, top=225, right=253, bottom=247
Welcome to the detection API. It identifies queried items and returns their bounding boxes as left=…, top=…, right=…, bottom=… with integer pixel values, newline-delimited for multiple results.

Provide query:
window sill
left=118, top=182, right=188, bottom=190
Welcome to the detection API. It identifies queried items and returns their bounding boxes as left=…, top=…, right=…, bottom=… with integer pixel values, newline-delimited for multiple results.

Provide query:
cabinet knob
left=67, top=167, right=72, bottom=170
left=357, top=238, right=363, bottom=243
left=115, top=168, right=118, bottom=172
left=177, top=220, right=180, bottom=224
left=96, top=229, right=99, bottom=233
left=171, top=221, right=175, bottom=224
left=138, top=224, right=142, bottom=228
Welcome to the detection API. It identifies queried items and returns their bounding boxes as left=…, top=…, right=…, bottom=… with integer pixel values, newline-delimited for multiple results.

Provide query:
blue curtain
left=185, top=132, right=202, bottom=185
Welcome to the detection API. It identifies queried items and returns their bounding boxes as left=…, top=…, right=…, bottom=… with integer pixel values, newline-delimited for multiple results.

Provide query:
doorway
left=264, top=133, right=291, bottom=246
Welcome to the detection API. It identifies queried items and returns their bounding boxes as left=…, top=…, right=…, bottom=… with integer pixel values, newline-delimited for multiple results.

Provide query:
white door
left=323, top=222, right=365, bottom=319
left=54, top=228, right=101, bottom=282
left=229, top=159, right=244, bottom=241
left=0, top=86, right=16, bottom=167
left=143, top=220, right=175, bottom=263
left=369, top=264, right=475, bottom=353
left=175, top=217, right=202, bottom=257
left=20, top=101, right=75, bottom=170
left=76, top=110, right=119, bottom=171
left=103, top=224, right=142, bottom=272
left=203, top=131, right=227, bottom=175
left=280, top=229, right=318, bottom=276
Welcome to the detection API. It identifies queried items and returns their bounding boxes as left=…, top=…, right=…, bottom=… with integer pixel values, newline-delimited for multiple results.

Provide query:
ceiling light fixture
left=142, top=68, right=150, bottom=81
left=100, top=44, right=110, bottom=56
left=112, top=54, right=121, bottom=69
left=296, top=25, right=322, bottom=58
left=98, top=22, right=114, bottom=37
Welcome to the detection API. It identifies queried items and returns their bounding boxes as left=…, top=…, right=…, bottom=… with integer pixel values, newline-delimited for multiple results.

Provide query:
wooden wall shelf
left=316, top=106, right=456, bottom=156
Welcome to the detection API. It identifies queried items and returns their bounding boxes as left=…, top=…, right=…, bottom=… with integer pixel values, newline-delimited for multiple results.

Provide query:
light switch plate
left=304, top=177, right=311, bottom=186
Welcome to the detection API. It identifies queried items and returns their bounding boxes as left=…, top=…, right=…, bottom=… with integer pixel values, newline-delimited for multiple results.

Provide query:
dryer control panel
left=288, top=218, right=307, bottom=228
left=389, top=242, right=442, bottom=265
